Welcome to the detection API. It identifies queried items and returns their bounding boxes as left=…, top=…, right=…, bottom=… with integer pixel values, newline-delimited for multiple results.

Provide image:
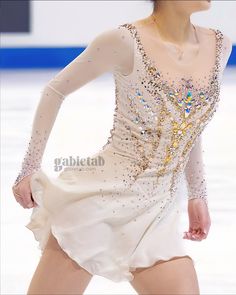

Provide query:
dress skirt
left=26, top=146, right=192, bottom=282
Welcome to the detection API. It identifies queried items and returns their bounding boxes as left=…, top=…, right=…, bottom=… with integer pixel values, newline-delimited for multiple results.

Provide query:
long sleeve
left=13, top=26, right=134, bottom=186
left=184, top=135, right=208, bottom=205
left=184, top=32, right=233, bottom=205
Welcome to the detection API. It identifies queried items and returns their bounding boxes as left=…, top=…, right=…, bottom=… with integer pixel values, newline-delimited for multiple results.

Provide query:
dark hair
left=149, top=0, right=158, bottom=10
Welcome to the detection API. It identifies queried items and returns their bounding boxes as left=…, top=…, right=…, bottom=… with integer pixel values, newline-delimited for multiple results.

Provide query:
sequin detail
left=14, top=85, right=64, bottom=185
left=110, top=23, right=224, bottom=205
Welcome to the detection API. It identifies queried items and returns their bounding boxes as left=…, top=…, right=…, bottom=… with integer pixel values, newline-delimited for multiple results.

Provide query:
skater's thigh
left=42, top=229, right=92, bottom=275
left=129, top=255, right=200, bottom=295
left=27, top=230, right=93, bottom=294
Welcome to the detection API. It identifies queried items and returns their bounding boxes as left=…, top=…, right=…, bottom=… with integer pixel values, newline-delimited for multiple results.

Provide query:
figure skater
left=12, top=0, right=232, bottom=294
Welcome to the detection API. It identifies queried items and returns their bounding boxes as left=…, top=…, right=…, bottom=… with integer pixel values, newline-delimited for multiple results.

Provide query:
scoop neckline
left=130, top=22, right=212, bottom=69
left=121, top=22, right=223, bottom=94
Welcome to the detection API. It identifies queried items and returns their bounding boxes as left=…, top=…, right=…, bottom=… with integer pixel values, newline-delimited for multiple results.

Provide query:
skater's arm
left=184, top=135, right=208, bottom=205
left=183, top=135, right=211, bottom=241
left=13, top=27, right=134, bottom=186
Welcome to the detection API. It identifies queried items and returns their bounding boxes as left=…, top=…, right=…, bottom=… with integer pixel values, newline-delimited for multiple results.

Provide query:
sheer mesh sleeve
left=185, top=32, right=233, bottom=205
left=185, top=135, right=208, bottom=205
left=13, top=26, right=134, bottom=186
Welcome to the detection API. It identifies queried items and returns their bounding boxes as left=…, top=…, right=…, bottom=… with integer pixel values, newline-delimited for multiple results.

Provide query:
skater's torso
left=98, top=22, right=224, bottom=183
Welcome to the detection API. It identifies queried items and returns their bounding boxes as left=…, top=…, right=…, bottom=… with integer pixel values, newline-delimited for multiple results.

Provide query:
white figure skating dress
left=14, top=21, right=232, bottom=282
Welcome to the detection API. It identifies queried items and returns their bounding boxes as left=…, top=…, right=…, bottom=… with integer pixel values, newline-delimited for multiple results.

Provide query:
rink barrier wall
left=0, top=45, right=236, bottom=69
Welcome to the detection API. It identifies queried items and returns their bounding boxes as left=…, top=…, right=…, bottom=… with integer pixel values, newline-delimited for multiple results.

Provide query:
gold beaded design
left=107, top=22, right=224, bottom=205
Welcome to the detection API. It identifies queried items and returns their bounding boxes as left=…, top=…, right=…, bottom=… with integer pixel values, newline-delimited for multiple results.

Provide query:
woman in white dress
left=12, top=0, right=232, bottom=294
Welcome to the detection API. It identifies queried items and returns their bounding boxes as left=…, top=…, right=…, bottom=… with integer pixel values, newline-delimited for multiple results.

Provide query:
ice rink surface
left=1, top=67, right=236, bottom=294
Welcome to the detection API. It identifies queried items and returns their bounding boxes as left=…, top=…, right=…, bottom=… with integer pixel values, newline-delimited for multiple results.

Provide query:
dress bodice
left=102, top=23, right=223, bottom=179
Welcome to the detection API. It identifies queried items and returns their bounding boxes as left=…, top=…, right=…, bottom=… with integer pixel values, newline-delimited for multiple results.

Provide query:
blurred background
left=1, top=1, right=236, bottom=294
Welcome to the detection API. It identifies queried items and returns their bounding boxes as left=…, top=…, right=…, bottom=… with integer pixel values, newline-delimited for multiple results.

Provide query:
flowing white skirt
left=26, top=148, right=193, bottom=282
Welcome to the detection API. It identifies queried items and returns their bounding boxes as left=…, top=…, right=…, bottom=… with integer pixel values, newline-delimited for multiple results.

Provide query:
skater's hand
left=183, top=198, right=211, bottom=241
left=12, top=174, right=37, bottom=209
